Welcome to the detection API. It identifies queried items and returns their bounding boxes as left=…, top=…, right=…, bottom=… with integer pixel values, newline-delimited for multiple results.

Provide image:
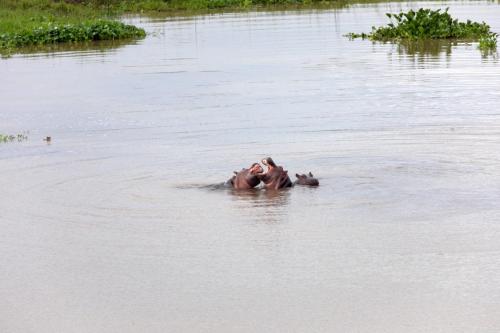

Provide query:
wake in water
left=176, top=182, right=233, bottom=191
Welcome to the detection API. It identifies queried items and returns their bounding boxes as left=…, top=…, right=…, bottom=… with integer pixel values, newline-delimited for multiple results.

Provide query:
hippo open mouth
left=228, top=162, right=264, bottom=190
left=261, top=157, right=276, bottom=168
left=250, top=163, right=264, bottom=175
left=259, top=157, right=292, bottom=190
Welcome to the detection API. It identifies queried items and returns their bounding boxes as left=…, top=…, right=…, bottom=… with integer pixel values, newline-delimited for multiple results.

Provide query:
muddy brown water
left=1, top=1, right=500, bottom=332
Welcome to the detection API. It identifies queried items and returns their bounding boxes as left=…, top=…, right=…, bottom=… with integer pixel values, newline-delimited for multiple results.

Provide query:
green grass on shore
left=1, top=0, right=376, bottom=16
left=0, top=0, right=145, bottom=54
left=6, top=1, right=496, bottom=55
left=0, top=0, right=377, bottom=54
left=104, top=0, right=349, bottom=12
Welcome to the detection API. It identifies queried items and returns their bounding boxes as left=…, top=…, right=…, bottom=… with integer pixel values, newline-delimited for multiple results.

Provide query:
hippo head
left=261, top=157, right=277, bottom=168
left=259, top=157, right=292, bottom=190
left=249, top=162, right=264, bottom=175
left=229, top=162, right=264, bottom=189
left=295, top=172, right=319, bottom=186
left=232, top=163, right=264, bottom=176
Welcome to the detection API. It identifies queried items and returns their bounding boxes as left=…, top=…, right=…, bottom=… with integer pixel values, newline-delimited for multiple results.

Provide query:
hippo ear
left=234, top=171, right=238, bottom=175
left=309, top=172, right=313, bottom=177
left=295, top=173, right=300, bottom=178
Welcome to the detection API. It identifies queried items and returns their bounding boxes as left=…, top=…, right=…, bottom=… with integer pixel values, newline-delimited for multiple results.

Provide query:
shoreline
left=0, top=0, right=415, bottom=55
left=1, top=0, right=490, bottom=55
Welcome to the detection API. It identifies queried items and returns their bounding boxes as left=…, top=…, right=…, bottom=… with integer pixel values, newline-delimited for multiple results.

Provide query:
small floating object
left=44, top=136, right=52, bottom=143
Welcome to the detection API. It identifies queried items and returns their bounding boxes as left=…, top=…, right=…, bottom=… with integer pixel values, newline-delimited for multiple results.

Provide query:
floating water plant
left=346, top=8, right=497, bottom=52
left=478, top=33, right=498, bottom=50
left=0, top=133, right=28, bottom=143
left=0, top=20, right=145, bottom=51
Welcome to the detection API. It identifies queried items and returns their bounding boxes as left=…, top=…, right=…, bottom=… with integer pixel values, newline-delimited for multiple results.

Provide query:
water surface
left=1, top=1, right=500, bottom=332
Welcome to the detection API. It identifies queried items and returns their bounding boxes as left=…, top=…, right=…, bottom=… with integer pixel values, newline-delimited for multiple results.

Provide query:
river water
left=1, top=1, right=500, bottom=332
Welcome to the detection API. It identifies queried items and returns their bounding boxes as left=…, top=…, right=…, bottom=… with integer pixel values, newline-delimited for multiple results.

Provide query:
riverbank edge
left=0, top=0, right=390, bottom=55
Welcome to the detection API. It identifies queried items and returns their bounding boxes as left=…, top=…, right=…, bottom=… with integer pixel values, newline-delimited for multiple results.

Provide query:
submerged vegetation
left=347, top=8, right=498, bottom=52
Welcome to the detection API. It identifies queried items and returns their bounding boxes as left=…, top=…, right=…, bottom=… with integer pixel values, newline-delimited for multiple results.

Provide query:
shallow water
left=2, top=1, right=500, bottom=332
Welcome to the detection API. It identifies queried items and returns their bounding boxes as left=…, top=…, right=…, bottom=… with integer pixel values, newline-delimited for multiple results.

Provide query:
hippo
left=259, top=157, right=293, bottom=190
left=294, top=172, right=319, bottom=186
left=228, top=163, right=264, bottom=189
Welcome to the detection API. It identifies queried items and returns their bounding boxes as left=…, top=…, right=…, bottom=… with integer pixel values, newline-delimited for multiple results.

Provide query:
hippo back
left=294, top=172, right=319, bottom=186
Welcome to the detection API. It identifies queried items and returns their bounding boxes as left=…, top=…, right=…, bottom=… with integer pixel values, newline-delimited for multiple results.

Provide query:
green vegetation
left=0, top=0, right=389, bottom=55
left=0, top=133, right=28, bottom=143
left=40, top=0, right=373, bottom=13
left=0, top=0, right=379, bottom=16
left=0, top=20, right=145, bottom=51
left=347, top=8, right=498, bottom=52
left=4, top=2, right=497, bottom=55
left=479, top=33, right=497, bottom=49
left=0, top=0, right=147, bottom=54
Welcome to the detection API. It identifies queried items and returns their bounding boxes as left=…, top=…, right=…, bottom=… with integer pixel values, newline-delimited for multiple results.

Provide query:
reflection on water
left=2, top=2, right=500, bottom=333
left=230, top=188, right=290, bottom=207
left=395, top=39, right=455, bottom=57
left=480, top=47, right=499, bottom=59
left=8, top=38, right=142, bottom=59
left=229, top=188, right=292, bottom=222
left=381, top=38, right=499, bottom=59
left=179, top=184, right=292, bottom=221
left=229, top=187, right=291, bottom=207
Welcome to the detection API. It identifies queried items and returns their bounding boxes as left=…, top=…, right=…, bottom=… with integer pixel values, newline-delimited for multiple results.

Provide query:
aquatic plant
left=0, top=20, right=145, bottom=51
left=0, top=133, right=28, bottom=143
left=0, top=0, right=147, bottom=54
left=346, top=8, right=497, bottom=52
left=478, top=33, right=498, bottom=50
left=0, top=0, right=385, bottom=55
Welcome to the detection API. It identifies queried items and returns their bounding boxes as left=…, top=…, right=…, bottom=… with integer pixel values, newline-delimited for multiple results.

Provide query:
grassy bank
left=0, top=0, right=147, bottom=54
left=0, top=0, right=382, bottom=54
left=0, top=0, right=374, bottom=17
left=19, top=0, right=372, bottom=13
left=5, top=1, right=496, bottom=55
